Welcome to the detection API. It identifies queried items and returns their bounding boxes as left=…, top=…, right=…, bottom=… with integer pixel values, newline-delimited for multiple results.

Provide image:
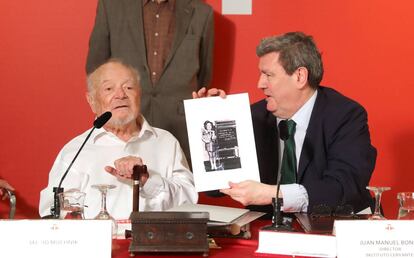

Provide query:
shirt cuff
left=141, top=174, right=163, bottom=198
left=280, top=184, right=309, bottom=213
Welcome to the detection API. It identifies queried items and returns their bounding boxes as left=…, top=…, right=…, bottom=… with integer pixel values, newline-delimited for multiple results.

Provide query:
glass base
left=95, top=211, right=113, bottom=220
left=398, top=208, right=414, bottom=220
left=261, top=223, right=295, bottom=232
left=368, top=214, right=387, bottom=220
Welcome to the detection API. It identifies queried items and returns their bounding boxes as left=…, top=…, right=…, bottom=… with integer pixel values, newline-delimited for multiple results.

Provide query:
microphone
left=93, top=111, right=112, bottom=128
left=262, top=120, right=295, bottom=231
left=51, top=111, right=112, bottom=218
left=278, top=120, right=289, bottom=141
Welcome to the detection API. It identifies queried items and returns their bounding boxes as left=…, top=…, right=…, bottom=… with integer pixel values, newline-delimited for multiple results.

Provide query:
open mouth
left=262, top=91, right=271, bottom=98
left=113, top=105, right=129, bottom=110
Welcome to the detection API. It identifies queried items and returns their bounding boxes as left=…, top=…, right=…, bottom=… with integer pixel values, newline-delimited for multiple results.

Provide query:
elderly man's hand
left=105, top=156, right=149, bottom=186
left=0, top=179, right=15, bottom=200
left=219, top=180, right=279, bottom=206
left=192, top=87, right=226, bottom=99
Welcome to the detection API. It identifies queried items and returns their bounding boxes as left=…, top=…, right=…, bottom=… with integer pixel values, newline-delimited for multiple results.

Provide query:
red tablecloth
left=112, top=220, right=311, bottom=258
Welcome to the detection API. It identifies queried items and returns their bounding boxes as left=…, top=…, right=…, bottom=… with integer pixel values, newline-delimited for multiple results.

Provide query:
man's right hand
left=105, top=156, right=149, bottom=186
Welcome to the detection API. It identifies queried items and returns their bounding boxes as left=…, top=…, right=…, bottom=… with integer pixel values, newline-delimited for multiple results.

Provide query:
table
left=111, top=220, right=310, bottom=258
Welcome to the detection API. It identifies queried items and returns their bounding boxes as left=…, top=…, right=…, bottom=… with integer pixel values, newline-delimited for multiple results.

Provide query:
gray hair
left=256, top=32, right=323, bottom=88
left=86, top=58, right=141, bottom=95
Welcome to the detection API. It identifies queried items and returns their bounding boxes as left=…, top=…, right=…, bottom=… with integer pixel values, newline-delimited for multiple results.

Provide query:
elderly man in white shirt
left=39, top=59, right=197, bottom=219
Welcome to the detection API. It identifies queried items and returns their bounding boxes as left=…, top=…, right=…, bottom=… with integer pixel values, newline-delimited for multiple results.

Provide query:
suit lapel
left=126, top=0, right=148, bottom=67
left=163, top=0, right=193, bottom=70
left=297, top=136, right=313, bottom=182
left=297, top=88, right=324, bottom=181
left=266, top=111, right=280, bottom=185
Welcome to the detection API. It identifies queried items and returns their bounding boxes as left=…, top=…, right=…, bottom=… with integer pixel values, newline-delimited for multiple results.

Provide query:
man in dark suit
left=86, top=0, right=214, bottom=163
left=219, top=32, right=376, bottom=215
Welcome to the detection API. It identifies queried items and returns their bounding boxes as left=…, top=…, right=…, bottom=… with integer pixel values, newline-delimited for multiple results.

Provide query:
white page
left=184, top=93, right=260, bottom=192
left=168, top=203, right=249, bottom=223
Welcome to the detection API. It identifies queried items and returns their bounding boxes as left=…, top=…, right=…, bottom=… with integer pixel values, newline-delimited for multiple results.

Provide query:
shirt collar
left=137, top=116, right=158, bottom=139
left=277, top=90, right=318, bottom=129
left=143, top=0, right=175, bottom=9
left=92, top=115, right=158, bottom=143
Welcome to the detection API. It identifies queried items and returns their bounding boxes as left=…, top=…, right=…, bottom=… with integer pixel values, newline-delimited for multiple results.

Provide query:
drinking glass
left=92, top=184, right=118, bottom=238
left=366, top=186, right=391, bottom=220
left=58, top=189, right=86, bottom=219
left=397, top=192, right=414, bottom=220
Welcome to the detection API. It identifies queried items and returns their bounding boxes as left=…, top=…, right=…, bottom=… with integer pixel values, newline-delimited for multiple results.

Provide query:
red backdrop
left=1, top=0, right=413, bottom=218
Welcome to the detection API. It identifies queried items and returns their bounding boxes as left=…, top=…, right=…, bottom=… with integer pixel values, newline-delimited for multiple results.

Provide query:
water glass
left=58, top=189, right=86, bottom=219
left=397, top=192, right=414, bottom=220
left=366, top=186, right=390, bottom=220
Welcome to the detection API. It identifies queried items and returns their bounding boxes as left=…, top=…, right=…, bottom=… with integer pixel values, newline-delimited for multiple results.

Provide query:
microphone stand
left=261, top=171, right=294, bottom=231
left=262, top=120, right=295, bottom=232
left=51, top=127, right=97, bottom=218
left=50, top=111, right=112, bottom=218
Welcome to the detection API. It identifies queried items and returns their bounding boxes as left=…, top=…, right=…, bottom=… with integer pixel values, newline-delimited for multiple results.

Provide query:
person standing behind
left=86, top=0, right=214, bottom=164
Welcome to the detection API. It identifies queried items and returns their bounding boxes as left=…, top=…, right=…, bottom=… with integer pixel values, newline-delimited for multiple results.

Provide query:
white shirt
left=277, top=90, right=317, bottom=212
left=39, top=117, right=198, bottom=219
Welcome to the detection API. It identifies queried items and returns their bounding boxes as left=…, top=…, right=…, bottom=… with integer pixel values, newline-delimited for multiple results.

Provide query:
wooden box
left=129, top=211, right=209, bottom=256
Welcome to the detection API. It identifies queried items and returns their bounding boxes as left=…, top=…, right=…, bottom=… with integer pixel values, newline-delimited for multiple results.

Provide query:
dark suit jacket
left=250, top=86, right=376, bottom=215
left=86, top=0, right=214, bottom=162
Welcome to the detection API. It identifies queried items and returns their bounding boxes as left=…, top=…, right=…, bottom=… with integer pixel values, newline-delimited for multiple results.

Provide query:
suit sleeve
left=85, top=0, right=111, bottom=74
left=197, top=6, right=214, bottom=88
left=305, top=104, right=376, bottom=212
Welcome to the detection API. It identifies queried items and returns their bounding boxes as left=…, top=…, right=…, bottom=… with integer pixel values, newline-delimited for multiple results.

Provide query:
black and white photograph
left=184, top=93, right=260, bottom=192
left=201, top=120, right=241, bottom=172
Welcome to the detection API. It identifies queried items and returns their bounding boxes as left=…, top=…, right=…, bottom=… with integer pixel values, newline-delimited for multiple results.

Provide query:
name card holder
left=335, top=220, right=414, bottom=258
left=0, top=219, right=112, bottom=258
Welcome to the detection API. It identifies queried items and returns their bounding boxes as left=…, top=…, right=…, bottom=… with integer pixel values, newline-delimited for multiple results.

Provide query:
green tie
left=280, top=119, right=297, bottom=184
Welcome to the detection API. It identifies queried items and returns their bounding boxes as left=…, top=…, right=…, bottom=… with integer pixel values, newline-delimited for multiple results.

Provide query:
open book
left=168, top=203, right=265, bottom=238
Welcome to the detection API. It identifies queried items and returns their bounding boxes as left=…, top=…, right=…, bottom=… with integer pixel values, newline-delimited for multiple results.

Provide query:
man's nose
left=257, top=75, right=266, bottom=89
left=114, top=87, right=127, bottom=98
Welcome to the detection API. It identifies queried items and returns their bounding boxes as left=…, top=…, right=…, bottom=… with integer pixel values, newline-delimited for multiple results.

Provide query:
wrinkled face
left=257, top=52, right=299, bottom=119
left=87, top=62, right=141, bottom=127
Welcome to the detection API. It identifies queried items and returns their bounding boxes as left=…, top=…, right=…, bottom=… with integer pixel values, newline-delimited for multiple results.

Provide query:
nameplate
left=335, top=220, right=414, bottom=258
left=256, top=229, right=336, bottom=257
left=0, top=219, right=112, bottom=258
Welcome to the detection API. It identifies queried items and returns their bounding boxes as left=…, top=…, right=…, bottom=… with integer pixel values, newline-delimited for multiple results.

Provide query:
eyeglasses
left=310, top=204, right=356, bottom=219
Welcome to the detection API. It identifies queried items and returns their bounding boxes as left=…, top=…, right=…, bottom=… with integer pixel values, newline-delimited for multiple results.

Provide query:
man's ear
left=86, top=92, right=96, bottom=113
left=295, top=67, right=309, bottom=89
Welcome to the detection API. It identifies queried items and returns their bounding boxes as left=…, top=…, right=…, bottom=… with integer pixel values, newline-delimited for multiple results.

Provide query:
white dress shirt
left=278, top=90, right=317, bottom=212
left=39, top=116, right=197, bottom=219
